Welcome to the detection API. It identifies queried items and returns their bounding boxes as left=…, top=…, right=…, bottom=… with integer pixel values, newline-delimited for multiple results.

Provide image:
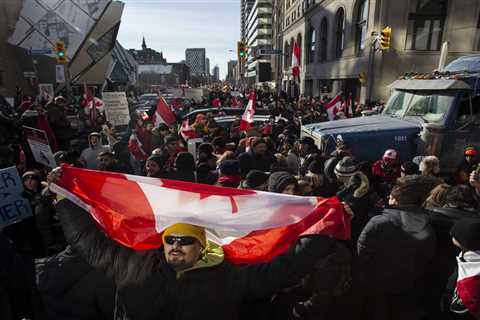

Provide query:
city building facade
left=245, top=0, right=274, bottom=84
left=226, top=60, right=238, bottom=85
left=185, top=48, right=207, bottom=76
left=128, top=37, right=167, bottom=65
left=296, top=0, right=480, bottom=103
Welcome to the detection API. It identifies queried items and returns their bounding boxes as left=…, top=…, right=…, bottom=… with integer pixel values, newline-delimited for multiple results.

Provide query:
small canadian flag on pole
left=180, top=119, right=196, bottom=141
left=292, top=41, right=301, bottom=77
left=239, top=91, right=256, bottom=131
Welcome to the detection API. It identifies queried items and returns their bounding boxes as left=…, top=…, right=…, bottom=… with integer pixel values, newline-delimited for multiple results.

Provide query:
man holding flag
left=48, top=166, right=350, bottom=320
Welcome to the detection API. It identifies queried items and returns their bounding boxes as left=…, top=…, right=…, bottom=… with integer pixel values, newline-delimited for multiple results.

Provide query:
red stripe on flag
left=223, top=197, right=350, bottom=264
left=57, top=166, right=163, bottom=250
left=457, top=275, right=480, bottom=318
left=155, top=97, right=177, bottom=126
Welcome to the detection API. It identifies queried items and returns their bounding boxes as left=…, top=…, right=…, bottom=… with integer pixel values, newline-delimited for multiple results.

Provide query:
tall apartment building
left=245, top=0, right=274, bottom=83
left=185, top=48, right=206, bottom=76
left=281, top=0, right=480, bottom=102
left=213, top=65, right=220, bottom=81
left=241, top=0, right=255, bottom=40
left=205, top=57, right=211, bottom=76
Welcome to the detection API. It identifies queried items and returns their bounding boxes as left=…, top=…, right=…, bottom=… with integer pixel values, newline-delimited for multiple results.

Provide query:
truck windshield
left=383, top=90, right=455, bottom=122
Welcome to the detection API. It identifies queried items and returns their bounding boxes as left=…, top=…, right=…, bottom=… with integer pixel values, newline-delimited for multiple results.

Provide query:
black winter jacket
left=57, top=199, right=335, bottom=320
left=36, top=246, right=115, bottom=320
left=357, top=206, right=436, bottom=294
left=238, top=151, right=276, bottom=176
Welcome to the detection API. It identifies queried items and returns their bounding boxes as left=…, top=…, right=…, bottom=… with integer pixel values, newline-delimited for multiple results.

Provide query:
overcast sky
left=117, top=0, right=240, bottom=79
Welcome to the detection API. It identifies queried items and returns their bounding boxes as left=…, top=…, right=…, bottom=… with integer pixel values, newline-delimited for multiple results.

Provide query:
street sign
left=258, top=49, right=283, bottom=56
left=23, top=71, right=36, bottom=78
left=55, top=65, right=66, bottom=83
left=27, top=48, right=53, bottom=55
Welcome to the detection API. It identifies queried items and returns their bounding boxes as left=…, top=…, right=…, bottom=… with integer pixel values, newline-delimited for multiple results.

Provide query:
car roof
left=183, top=107, right=269, bottom=120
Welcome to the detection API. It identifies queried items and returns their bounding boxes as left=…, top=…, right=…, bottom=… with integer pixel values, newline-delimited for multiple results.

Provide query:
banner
left=103, top=92, right=131, bottom=126
left=23, top=126, right=56, bottom=168
left=0, top=167, right=32, bottom=228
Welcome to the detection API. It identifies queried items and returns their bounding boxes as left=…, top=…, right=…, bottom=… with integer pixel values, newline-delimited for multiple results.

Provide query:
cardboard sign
left=0, top=167, right=32, bottom=228
left=23, top=126, right=56, bottom=168
left=103, top=92, right=131, bottom=126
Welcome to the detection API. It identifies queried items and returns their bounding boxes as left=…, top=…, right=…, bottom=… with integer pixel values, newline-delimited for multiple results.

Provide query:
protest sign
left=0, top=167, right=32, bottom=228
left=103, top=92, right=131, bottom=126
left=38, top=83, right=54, bottom=101
left=23, top=126, right=56, bottom=168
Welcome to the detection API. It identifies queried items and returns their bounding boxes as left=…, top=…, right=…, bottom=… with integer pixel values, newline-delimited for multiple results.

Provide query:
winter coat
left=357, top=206, right=436, bottom=294
left=46, top=103, right=71, bottom=141
left=3, top=189, right=46, bottom=258
left=0, top=233, right=45, bottom=320
left=168, top=170, right=196, bottom=183
left=36, top=246, right=115, bottom=320
left=80, top=145, right=111, bottom=170
left=34, top=187, right=65, bottom=254
left=56, top=199, right=336, bottom=320
left=238, top=150, right=276, bottom=176
left=336, top=172, right=382, bottom=243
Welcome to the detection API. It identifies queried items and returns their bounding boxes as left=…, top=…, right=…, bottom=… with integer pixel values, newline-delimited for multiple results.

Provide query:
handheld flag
left=52, top=166, right=351, bottom=264
left=239, top=91, right=256, bottom=131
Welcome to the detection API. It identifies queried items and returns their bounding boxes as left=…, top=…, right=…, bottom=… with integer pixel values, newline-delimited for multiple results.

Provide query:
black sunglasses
left=164, top=236, right=197, bottom=246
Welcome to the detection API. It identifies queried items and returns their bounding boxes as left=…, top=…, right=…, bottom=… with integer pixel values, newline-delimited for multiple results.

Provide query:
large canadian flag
left=52, top=166, right=351, bottom=264
left=292, top=41, right=301, bottom=77
left=325, top=94, right=343, bottom=121
left=239, top=91, right=256, bottom=131
left=153, top=96, right=177, bottom=127
left=456, top=251, right=480, bottom=318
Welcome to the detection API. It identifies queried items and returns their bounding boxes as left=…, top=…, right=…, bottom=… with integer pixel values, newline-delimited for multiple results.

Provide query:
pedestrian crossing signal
left=380, top=27, right=392, bottom=50
left=55, top=40, right=67, bottom=64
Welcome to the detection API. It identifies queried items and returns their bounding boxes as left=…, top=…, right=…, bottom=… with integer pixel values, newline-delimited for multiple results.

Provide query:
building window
left=308, top=26, right=316, bottom=63
left=406, top=0, right=448, bottom=51
left=284, top=42, right=290, bottom=68
left=335, top=8, right=345, bottom=58
left=320, top=17, right=328, bottom=62
left=356, top=0, right=368, bottom=52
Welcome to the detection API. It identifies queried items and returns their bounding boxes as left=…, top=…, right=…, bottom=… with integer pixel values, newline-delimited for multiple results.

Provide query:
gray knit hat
left=334, top=156, right=357, bottom=178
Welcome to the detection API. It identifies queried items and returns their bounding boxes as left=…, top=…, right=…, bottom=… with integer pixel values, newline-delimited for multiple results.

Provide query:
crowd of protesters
left=0, top=88, right=479, bottom=320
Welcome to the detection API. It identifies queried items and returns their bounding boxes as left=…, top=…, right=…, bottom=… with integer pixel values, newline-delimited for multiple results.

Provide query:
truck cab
left=301, top=55, right=480, bottom=172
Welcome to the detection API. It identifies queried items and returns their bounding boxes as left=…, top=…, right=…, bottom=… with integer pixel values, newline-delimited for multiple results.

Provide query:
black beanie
left=451, top=219, right=480, bottom=251
left=268, top=171, right=297, bottom=193
left=198, top=143, right=214, bottom=155
left=175, top=152, right=195, bottom=171
left=218, top=160, right=240, bottom=176
left=401, top=161, right=419, bottom=175
left=244, top=170, right=269, bottom=188
left=308, top=160, right=325, bottom=175
left=147, top=155, right=165, bottom=167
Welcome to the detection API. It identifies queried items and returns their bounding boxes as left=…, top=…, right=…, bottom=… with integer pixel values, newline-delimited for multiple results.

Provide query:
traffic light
left=55, top=40, right=67, bottom=64
left=380, top=27, right=392, bottom=50
left=237, top=41, right=247, bottom=60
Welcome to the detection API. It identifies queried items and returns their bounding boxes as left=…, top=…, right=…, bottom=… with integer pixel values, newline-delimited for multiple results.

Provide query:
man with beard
left=57, top=198, right=337, bottom=320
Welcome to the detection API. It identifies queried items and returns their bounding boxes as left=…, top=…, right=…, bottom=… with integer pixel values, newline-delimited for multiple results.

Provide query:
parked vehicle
left=301, top=55, right=480, bottom=173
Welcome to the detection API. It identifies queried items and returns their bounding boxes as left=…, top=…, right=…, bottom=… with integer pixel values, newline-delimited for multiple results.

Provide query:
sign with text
left=0, top=167, right=32, bottom=228
left=55, top=65, right=66, bottom=83
left=23, top=126, right=56, bottom=168
left=103, top=92, right=131, bottom=126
